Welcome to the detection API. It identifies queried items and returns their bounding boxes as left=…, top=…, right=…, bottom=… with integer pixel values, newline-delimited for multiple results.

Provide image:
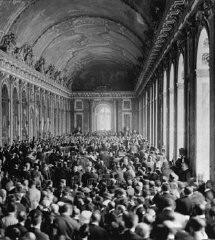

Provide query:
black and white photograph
left=0, top=0, right=214, bottom=239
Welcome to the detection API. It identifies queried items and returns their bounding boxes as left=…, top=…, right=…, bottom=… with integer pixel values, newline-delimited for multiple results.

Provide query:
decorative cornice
left=0, top=50, right=71, bottom=98
left=135, top=0, right=200, bottom=96
left=71, top=91, right=135, bottom=99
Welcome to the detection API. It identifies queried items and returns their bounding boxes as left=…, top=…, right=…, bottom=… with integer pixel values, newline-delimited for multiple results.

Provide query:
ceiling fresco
left=0, top=0, right=166, bottom=91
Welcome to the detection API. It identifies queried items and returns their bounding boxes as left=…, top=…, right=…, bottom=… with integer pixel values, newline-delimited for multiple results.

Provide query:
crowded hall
left=0, top=0, right=215, bottom=239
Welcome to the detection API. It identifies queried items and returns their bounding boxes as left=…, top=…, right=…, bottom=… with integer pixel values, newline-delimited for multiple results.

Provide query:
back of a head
left=17, top=211, right=27, bottom=222
left=30, top=209, right=42, bottom=226
left=135, top=223, right=151, bottom=238
left=151, top=224, right=170, bottom=240
left=91, top=210, right=101, bottom=223
left=54, top=235, right=67, bottom=240
left=59, top=203, right=73, bottom=215
left=7, top=227, right=21, bottom=240
left=6, top=202, right=17, bottom=214
left=21, top=232, right=36, bottom=240
left=193, top=204, right=205, bottom=216
left=78, top=224, right=90, bottom=239
left=162, top=182, right=170, bottom=192
left=163, top=197, right=176, bottom=210
left=29, top=179, right=36, bottom=188
left=184, top=186, right=193, bottom=196
left=123, top=212, right=138, bottom=229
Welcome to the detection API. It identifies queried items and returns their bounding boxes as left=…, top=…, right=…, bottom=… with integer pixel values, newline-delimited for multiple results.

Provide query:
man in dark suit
left=89, top=210, right=109, bottom=240
left=175, top=186, right=193, bottom=216
left=120, top=213, right=142, bottom=240
left=153, top=182, right=175, bottom=213
left=29, top=209, right=50, bottom=240
left=53, top=204, right=80, bottom=239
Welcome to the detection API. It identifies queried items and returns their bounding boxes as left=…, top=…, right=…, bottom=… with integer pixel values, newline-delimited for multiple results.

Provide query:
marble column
left=9, top=77, right=13, bottom=144
left=19, top=81, right=23, bottom=141
left=28, top=84, right=33, bottom=140
left=33, top=86, right=37, bottom=138
left=0, top=73, right=3, bottom=146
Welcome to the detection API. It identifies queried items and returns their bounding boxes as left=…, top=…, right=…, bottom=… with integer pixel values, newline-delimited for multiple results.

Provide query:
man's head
left=30, top=209, right=43, bottom=227
left=123, top=213, right=138, bottom=229
left=91, top=210, right=101, bottom=223
left=135, top=223, right=151, bottom=238
left=7, top=203, right=17, bottom=214
left=21, top=232, right=36, bottom=240
left=59, top=204, right=73, bottom=216
left=184, top=186, right=193, bottom=196
left=161, top=182, right=170, bottom=193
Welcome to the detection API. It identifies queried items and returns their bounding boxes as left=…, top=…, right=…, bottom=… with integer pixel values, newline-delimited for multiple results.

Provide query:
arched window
left=177, top=54, right=185, bottom=153
left=196, top=28, right=210, bottom=181
left=163, top=71, right=167, bottom=147
left=169, top=64, right=175, bottom=161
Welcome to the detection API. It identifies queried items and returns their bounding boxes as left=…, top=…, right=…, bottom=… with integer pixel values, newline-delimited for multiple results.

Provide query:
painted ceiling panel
left=0, top=0, right=166, bottom=91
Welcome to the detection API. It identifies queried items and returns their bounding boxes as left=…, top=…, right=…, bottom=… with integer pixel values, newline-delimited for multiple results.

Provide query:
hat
left=80, top=210, right=92, bottom=224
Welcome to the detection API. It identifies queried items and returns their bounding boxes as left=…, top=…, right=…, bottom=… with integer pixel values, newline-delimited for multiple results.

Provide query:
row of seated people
left=0, top=132, right=213, bottom=240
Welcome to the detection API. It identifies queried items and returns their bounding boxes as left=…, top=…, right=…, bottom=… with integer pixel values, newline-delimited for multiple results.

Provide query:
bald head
left=135, top=223, right=151, bottom=238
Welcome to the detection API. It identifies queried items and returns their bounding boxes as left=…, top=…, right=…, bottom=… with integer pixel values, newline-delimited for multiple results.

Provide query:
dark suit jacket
left=153, top=192, right=175, bottom=212
left=29, top=227, right=50, bottom=240
left=89, top=223, right=109, bottom=240
left=175, top=196, right=193, bottom=215
left=120, top=230, right=143, bottom=240
left=5, top=223, right=28, bottom=238
left=53, top=215, right=80, bottom=239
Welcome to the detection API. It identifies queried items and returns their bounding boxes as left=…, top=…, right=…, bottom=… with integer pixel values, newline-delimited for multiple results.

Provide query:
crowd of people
left=0, top=130, right=214, bottom=240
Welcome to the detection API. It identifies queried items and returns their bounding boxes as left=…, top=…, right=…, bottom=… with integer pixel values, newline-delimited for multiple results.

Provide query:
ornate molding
left=71, top=91, right=135, bottom=99
left=0, top=50, right=71, bottom=98
left=135, top=0, right=198, bottom=96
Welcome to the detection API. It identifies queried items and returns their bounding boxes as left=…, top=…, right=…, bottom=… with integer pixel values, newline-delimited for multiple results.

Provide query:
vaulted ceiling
left=0, top=0, right=167, bottom=91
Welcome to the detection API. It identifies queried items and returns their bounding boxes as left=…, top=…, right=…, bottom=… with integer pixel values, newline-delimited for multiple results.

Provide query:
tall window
left=152, top=84, right=155, bottom=145
left=145, top=92, right=148, bottom=139
left=154, top=80, right=158, bottom=147
left=96, top=104, right=112, bottom=131
left=150, top=86, right=153, bottom=144
left=142, top=94, right=145, bottom=136
left=139, top=98, right=142, bottom=134
left=177, top=54, right=185, bottom=154
left=13, top=88, right=19, bottom=140
left=163, top=71, right=167, bottom=147
left=196, top=28, right=210, bottom=181
left=169, top=64, right=175, bottom=161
